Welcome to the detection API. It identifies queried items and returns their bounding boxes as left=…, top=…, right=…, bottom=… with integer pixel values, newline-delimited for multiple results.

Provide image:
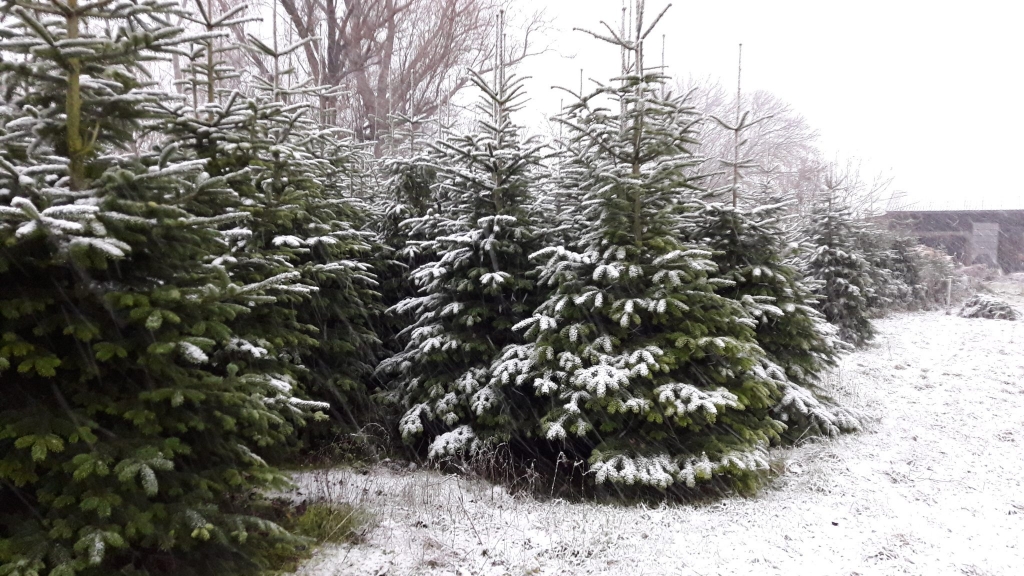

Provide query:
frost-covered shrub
left=907, top=245, right=969, bottom=309
left=855, top=230, right=915, bottom=312
left=959, top=295, right=1020, bottom=320
left=856, top=233, right=971, bottom=312
left=962, top=264, right=1000, bottom=282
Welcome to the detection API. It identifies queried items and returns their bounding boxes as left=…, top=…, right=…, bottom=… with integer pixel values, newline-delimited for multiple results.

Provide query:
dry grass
left=295, top=502, right=375, bottom=545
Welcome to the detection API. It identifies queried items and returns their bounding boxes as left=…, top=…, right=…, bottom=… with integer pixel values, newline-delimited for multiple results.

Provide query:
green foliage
left=0, top=6, right=875, bottom=566
left=293, top=502, right=373, bottom=544
left=163, top=11, right=385, bottom=447
left=0, top=3, right=329, bottom=574
left=497, top=15, right=785, bottom=492
left=802, top=196, right=876, bottom=347
left=852, top=228, right=915, bottom=313
left=373, top=154, right=446, bottom=362
left=690, top=200, right=857, bottom=438
left=381, top=70, right=547, bottom=458
left=855, top=230, right=961, bottom=312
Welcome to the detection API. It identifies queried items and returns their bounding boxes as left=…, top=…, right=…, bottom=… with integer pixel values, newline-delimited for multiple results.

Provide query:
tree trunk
left=66, top=0, right=85, bottom=191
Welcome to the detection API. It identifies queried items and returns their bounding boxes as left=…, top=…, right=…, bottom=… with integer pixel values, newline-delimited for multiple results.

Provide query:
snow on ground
left=293, top=310, right=1024, bottom=576
left=986, top=276, right=1024, bottom=308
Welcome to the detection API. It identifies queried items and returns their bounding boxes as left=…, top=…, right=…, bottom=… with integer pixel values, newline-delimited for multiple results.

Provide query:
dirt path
left=295, top=311, right=1024, bottom=576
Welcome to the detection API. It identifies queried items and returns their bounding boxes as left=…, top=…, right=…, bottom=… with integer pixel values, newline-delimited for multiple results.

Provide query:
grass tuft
left=294, top=502, right=374, bottom=544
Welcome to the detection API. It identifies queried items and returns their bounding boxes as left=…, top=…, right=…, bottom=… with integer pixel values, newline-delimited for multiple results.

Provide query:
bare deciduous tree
left=821, top=158, right=899, bottom=217
left=677, top=75, right=903, bottom=216
left=677, top=75, right=825, bottom=209
left=248, top=0, right=546, bottom=155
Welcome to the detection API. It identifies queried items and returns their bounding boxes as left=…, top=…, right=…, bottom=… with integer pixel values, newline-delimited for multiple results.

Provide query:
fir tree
left=371, top=137, right=466, bottom=446
left=380, top=30, right=547, bottom=458
left=803, top=193, right=877, bottom=347
left=165, top=5, right=384, bottom=444
left=853, top=227, right=917, bottom=312
left=690, top=96, right=856, bottom=438
left=0, top=2, right=321, bottom=573
left=498, top=1, right=783, bottom=491
left=372, top=152, right=444, bottom=370
left=689, top=201, right=858, bottom=438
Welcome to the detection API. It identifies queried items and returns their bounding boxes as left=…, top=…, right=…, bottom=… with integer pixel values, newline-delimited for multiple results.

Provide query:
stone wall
left=884, top=210, right=1024, bottom=272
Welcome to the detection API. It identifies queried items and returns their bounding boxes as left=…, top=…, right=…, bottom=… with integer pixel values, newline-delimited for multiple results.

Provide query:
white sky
left=516, top=0, right=1024, bottom=209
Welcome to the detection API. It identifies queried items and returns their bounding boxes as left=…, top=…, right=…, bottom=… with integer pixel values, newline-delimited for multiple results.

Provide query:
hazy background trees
left=676, top=74, right=900, bottom=216
left=177, top=0, right=547, bottom=156
left=160, top=0, right=898, bottom=211
left=678, top=75, right=821, bottom=205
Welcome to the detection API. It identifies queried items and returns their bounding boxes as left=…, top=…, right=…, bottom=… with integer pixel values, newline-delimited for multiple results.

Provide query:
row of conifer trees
left=1, top=1, right=932, bottom=574
left=375, top=4, right=889, bottom=491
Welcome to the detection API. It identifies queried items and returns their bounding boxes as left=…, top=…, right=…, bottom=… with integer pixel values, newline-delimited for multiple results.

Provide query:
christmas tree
left=0, top=2, right=322, bottom=573
left=689, top=91, right=856, bottom=438
left=803, top=193, right=877, bottom=347
left=852, top=227, right=917, bottom=312
left=380, top=19, right=548, bottom=458
left=689, top=200, right=858, bottom=438
left=498, top=1, right=783, bottom=491
left=166, top=4, right=384, bottom=444
left=374, top=149, right=448, bottom=356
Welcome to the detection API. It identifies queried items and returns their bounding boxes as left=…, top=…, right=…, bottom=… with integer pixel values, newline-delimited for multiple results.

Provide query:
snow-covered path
left=295, top=311, right=1024, bottom=576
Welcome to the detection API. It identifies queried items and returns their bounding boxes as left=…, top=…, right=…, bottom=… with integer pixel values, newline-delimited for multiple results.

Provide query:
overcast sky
left=516, top=0, right=1023, bottom=209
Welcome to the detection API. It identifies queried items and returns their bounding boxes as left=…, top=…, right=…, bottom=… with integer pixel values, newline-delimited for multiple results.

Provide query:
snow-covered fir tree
left=294, top=129, right=385, bottom=438
left=853, top=227, right=917, bottom=312
left=0, top=2, right=323, bottom=573
left=688, top=99, right=856, bottom=438
left=689, top=200, right=858, bottom=438
left=802, top=193, right=877, bottom=347
left=372, top=151, right=451, bottom=406
left=496, top=1, right=783, bottom=491
left=379, top=27, right=548, bottom=458
left=163, top=5, right=384, bottom=442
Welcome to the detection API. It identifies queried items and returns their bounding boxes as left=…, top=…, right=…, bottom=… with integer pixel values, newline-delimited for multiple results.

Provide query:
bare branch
left=640, top=3, right=671, bottom=39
